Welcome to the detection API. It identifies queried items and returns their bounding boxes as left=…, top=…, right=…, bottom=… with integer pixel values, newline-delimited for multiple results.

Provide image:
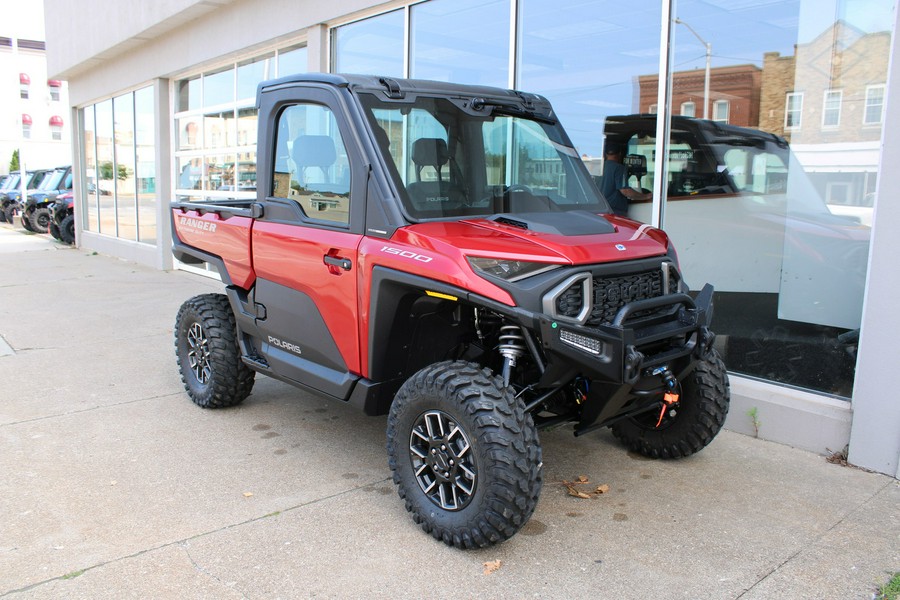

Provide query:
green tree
left=9, top=149, right=19, bottom=172
left=98, top=160, right=130, bottom=181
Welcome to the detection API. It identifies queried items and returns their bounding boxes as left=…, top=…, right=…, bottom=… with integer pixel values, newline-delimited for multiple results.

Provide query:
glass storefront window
left=278, top=45, right=308, bottom=77
left=327, top=0, right=893, bottom=398
left=237, top=55, right=273, bottom=101
left=94, top=99, right=114, bottom=236
left=518, top=1, right=663, bottom=162
left=135, top=86, right=156, bottom=245
left=648, top=0, right=893, bottom=397
left=79, top=85, right=157, bottom=244
left=410, top=0, right=509, bottom=87
left=83, top=106, right=98, bottom=232
left=204, top=67, right=235, bottom=106
left=114, top=93, right=137, bottom=241
left=332, top=10, right=404, bottom=76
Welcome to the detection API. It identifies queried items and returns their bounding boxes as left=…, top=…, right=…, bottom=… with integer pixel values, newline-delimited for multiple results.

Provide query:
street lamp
left=674, top=17, right=711, bottom=119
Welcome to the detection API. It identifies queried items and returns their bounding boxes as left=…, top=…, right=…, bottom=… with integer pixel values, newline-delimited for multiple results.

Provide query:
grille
left=548, top=264, right=680, bottom=327
left=589, top=270, right=668, bottom=326
left=555, top=285, right=585, bottom=320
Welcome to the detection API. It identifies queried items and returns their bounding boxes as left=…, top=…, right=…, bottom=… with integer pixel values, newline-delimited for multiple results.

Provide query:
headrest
left=411, top=138, right=449, bottom=168
left=292, top=135, right=337, bottom=168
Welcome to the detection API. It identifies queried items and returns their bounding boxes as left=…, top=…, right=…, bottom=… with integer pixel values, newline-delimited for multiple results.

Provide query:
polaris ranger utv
left=171, top=74, right=729, bottom=548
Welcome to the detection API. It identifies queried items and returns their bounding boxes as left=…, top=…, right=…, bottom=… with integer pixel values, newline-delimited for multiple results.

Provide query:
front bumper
left=535, top=283, right=716, bottom=384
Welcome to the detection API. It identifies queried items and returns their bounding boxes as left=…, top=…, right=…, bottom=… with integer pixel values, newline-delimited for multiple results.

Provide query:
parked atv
left=2, top=170, right=51, bottom=228
left=21, top=166, right=72, bottom=233
left=172, top=74, right=730, bottom=549
left=48, top=191, right=75, bottom=244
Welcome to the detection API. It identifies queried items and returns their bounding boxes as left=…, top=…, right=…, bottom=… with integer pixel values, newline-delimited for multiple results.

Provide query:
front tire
left=174, top=293, right=254, bottom=408
left=387, top=361, right=542, bottom=549
left=59, top=214, right=76, bottom=244
left=31, top=207, right=51, bottom=233
left=611, top=351, right=730, bottom=459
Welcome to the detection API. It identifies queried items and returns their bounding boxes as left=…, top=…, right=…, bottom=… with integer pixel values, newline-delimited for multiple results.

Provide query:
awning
left=47, top=79, right=62, bottom=88
left=22, top=114, right=32, bottom=125
left=50, top=115, right=63, bottom=126
left=19, top=73, right=30, bottom=85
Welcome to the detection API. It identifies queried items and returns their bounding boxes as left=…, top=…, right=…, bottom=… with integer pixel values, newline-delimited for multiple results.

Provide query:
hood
left=394, top=210, right=670, bottom=265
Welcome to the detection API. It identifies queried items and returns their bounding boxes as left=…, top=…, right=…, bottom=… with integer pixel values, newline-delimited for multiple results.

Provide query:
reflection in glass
left=205, top=154, right=237, bottom=192
left=237, top=108, right=258, bottom=147
left=204, top=67, right=235, bottom=106
left=204, top=110, right=235, bottom=149
left=333, top=11, right=404, bottom=77
left=237, top=55, right=272, bottom=100
left=273, top=104, right=351, bottom=225
left=177, top=156, right=203, bottom=191
left=237, top=151, right=257, bottom=192
left=83, top=106, right=98, bottom=232
left=410, top=0, right=509, bottom=87
left=518, top=1, right=662, bottom=163
left=177, top=76, right=200, bottom=112
left=114, top=93, right=137, bottom=241
left=176, top=116, right=201, bottom=151
left=135, top=86, right=156, bottom=245
left=94, top=99, right=114, bottom=236
left=278, top=45, right=307, bottom=77
left=644, top=0, right=893, bottom=397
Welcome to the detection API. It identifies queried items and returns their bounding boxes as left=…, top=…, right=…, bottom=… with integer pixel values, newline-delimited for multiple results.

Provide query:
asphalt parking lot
left=0, top=225, right=897, bottom=599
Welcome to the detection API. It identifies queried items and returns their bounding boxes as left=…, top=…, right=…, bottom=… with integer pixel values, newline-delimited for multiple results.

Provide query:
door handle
left=324, top=255, right=352, bottom=271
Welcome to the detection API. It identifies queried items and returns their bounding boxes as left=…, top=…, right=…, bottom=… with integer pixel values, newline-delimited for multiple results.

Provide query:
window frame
left=713, top=100, right=729, bottom=123
left=785, top=92, right=803, bottom=129
left=822, top=89, right=842, bottom=128
left=864, top=84, right=885, bottom=126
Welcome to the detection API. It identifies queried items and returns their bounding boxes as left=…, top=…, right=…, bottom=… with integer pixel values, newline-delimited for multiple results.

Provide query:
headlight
left=467, top=257, right=561, bottom=282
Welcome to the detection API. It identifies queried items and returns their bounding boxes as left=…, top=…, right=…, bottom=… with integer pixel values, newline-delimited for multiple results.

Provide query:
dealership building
left=44, top=0, right=900, bottom=476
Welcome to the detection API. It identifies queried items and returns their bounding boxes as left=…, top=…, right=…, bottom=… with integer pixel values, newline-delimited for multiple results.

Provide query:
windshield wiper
left=471, top=98, right=556, bottom=124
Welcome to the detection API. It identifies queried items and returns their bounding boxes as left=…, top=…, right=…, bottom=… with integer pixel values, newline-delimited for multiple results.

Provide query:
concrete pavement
left=0, top=223, right=897, bottom=599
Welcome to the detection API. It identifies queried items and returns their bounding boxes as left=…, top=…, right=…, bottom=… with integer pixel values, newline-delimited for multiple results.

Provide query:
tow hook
left=651, top=366, right=680, bottom=428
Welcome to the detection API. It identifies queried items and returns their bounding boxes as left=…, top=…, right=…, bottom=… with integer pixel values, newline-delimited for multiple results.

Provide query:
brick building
left=760, top=21, right=890, bottom=144
left=638, top=64, right=761, bottom=127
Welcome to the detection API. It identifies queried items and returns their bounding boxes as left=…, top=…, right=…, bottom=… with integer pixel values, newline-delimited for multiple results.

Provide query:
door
left=252, top=98, right=364, bottom=399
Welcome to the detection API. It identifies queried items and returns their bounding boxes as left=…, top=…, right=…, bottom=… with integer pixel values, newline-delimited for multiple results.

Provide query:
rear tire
left=31, top=207, right=51, bottom=233
left=174, top=293, right=254, bottom=408
left=21, top=210, right=35, bottom=232
left=49, top=221, right=61, bottom=240
left=611, top=351, right=730, bottom=459
left=387, top=360, right=542, bottom=549
left=60, top=214, right=76, bottom=244
left=3, top=205, right=15, bottom=225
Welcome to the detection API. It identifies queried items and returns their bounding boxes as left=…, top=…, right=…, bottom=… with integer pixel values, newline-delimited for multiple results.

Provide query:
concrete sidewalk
left=0, top=224, right=897, bottom=600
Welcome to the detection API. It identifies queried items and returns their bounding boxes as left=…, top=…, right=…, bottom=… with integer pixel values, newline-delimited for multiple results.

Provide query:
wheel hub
left=186, top=322, right=212, bottom=384
left=409, top=410, right=476, bottom=511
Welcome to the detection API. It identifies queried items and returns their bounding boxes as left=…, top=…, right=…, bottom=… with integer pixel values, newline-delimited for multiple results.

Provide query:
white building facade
left=43, top=0, right=900, bottom=476
left=0, top=0, right=70, bottom=174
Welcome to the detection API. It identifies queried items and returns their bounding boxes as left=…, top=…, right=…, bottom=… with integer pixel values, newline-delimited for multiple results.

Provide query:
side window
left=272, top=103, right=351, bottom=225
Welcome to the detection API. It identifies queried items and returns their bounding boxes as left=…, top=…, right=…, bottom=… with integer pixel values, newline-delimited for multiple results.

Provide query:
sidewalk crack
left=733, top=478, right=895, bottom=598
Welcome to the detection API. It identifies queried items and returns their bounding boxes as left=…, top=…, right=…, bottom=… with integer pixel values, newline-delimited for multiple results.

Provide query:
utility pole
left=674, top=17, right=711, bottom=119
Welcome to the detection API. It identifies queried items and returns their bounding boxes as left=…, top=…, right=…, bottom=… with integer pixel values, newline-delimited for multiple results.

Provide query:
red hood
left=392, top=213, right=670, bottom=265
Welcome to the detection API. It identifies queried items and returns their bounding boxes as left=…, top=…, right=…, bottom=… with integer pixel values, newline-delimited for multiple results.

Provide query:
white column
left=847, top=4, right=900, bottom=476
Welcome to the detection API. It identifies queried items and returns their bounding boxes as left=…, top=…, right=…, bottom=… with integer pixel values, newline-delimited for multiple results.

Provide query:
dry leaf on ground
left=561, top=477, right=611, bottom=499
left=483, top=560, right=502, bottom=575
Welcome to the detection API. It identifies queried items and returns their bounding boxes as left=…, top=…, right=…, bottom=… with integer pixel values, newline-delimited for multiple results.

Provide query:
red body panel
left=172, top=208, right=255, bottom=289
left=390, top=214, right=669, bottom=270
left=252, top=221, right=363, bottom=375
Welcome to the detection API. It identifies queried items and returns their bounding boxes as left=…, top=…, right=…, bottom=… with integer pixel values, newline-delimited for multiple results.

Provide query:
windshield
left=358, top=93, right=608, bottom=220
left=2, top=175, right=19, bottom=191
left=39, top=170, right=66, bottom=191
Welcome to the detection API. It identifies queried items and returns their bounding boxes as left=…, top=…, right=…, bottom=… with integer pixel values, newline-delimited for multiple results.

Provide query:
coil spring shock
left=498, top=325, right=527, bottom=387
